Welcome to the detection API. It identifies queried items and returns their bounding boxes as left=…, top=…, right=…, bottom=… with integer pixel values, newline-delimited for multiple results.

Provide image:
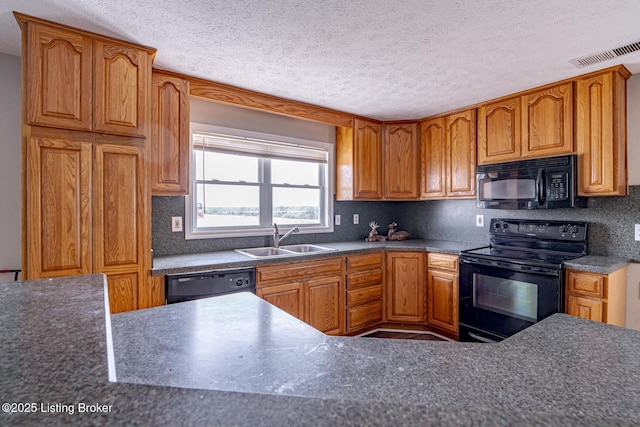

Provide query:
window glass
left=272, top=187, right=321, bottom=225
left=187, top=125, right=333, bottom=239
left=271, top=159, right=319, bottom=186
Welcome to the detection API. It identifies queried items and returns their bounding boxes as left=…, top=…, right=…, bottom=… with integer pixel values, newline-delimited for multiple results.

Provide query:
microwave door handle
left=536, top=169, right=546, bottom=206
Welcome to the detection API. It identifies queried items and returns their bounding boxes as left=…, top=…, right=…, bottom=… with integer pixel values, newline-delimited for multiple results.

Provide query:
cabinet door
left=93, top=39, right=151, bottom=137
left=445, top=110, right=476, bottom=197
left=420, top=118, right=446, bottom=199
left=385, top=252, right=426, bottom=323
left=257, top=283, right=304, bottom=320
left=25, top=22, right=93, bottom=131
left=567, top=295, right=603, bottom=322
left=25, top=137, right=92, bottom=279
left=576, top=71, right=628, bottom=196
left=353, top=119, right=383, bottom=199
left=306, top=275, right=344, bottom=335
left=427, top=270, right=459, bottom=334
left=384, top=122, right=419, bottom=199
left=521, top=83, right=573, bottom=158
left=151, top=72, right=190, bottom=195
left=477, top=96, right=521, bottom=164
left=93, top=144, right=148, bottom=313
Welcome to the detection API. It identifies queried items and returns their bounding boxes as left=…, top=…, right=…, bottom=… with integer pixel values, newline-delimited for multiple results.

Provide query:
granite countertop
left=563, top=255, right=631, bottom=274
left=2, top=275, right=639, bottom=426
left=152, top=239, right=485, bottom=276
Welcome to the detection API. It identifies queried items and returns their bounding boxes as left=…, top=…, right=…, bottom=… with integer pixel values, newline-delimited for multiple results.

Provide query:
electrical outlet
left=353, top=214, right=359, bottom=225
left=635, top=224, right=640, bottom=241
left=335, top=214, right=341, bottom=226
left=172, top=216, right=183, bottom=232
left=476, top=214, right=484, bottom=227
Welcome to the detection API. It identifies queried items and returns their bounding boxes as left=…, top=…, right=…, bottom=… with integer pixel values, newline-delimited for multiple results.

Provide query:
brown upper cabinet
left=420, top=109, right=476, bottom=199
left=521, top=82, right=573, bottom=158
left=478, top=82, right=573, bottom=164
left=477, top=96, right=521, bottom=164
left=17, top=13, right=155, bottom=137
left=336, top=118, right=383, bottom=200
left=151, top=71, right=191, bottom=195
left=575, top=67, right=630, bottom=196
left=383, top=122, right=419, bottom=199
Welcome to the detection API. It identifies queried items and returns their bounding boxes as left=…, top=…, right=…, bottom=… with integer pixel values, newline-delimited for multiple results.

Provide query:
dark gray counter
left=152, top=239, right=485, bottom=276
left=2, top=275, right=639, bottom=426
left=563, top=255, right=630, bottom=274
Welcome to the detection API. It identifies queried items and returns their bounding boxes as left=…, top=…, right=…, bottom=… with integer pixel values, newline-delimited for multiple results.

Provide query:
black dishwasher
left=165, top=268, right=256, bottom=304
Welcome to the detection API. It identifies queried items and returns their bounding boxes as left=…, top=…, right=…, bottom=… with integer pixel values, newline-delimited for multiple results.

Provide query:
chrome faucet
left=273, top=223, right=299, bottom=248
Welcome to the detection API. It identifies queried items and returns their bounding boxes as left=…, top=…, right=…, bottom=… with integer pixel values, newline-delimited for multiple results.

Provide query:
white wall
left=0, top=53, right=21, bottom=282
left=625, top=74, right=640, bottom=330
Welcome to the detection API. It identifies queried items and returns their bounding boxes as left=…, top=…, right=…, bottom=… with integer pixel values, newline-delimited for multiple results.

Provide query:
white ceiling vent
left=570, top=40, right=640, bottom=68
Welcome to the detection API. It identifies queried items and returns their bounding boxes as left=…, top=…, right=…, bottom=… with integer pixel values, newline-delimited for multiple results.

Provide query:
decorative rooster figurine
left=365, top=221, right=386, bottom=242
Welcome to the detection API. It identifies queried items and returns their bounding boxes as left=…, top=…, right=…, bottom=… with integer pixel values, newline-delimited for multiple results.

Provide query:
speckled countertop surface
left=2, top=275, right=639, bottom=426
left=152, top=239, right=486, bottom=275
left=563, top=255, right=631, bottom=274
left=153, top=238, right=628, bottom=277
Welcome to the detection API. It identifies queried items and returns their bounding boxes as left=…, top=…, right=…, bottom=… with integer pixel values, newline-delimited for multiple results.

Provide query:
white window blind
left=192, top=132, right=328, bottom=163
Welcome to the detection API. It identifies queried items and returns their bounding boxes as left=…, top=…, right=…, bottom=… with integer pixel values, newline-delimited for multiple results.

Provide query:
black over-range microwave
left=476, top=155, right=587, bottom=209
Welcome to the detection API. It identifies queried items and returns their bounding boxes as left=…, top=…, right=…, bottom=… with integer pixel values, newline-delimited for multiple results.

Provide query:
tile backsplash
left=153, top=186, right=640, bottom=262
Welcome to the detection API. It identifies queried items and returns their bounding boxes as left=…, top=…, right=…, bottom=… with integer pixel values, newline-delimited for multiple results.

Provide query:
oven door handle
left=468, top=332, right=499, bottom=343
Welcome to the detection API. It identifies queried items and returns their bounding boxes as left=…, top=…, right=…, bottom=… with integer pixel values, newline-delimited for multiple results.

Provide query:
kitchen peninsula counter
left=1, top=275, right=639, bottom=426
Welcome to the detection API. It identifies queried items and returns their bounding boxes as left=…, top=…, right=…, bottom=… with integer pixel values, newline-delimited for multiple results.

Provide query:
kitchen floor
left=360, top=330, right=450, bottom=341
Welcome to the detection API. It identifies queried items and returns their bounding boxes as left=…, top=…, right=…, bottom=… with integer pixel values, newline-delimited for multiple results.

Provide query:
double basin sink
left=235, top=244, right=337, bottom=259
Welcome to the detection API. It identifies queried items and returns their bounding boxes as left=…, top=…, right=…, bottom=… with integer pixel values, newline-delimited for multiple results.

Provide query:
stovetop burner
left=462, top=246, right=582, bottom=269
left=461, top=218, right=587, bottom=270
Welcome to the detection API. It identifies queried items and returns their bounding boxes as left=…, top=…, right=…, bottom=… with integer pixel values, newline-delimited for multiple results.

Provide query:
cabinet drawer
left=347, top=301, right=383, bottom=330
left=567, top=294, right=604, bottom=322
left=347, top=252, right=384, bottom=270
left=257, top=256, right=344, bottom=286
left=427, top=253, right=458, bottom=272
left=347, top=284, right=383, bottom=307
left=567, top=271, right=603, bottom=298
left=347, top=268, right=383, bottom=289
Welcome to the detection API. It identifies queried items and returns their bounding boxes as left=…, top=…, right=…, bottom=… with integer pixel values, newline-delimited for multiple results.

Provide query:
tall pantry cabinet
left=16, top=13, right=156, bottom=313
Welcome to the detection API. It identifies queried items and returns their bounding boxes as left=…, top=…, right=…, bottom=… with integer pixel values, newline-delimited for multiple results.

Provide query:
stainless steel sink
left=235, top=244, right=336, bottom=259
left=235, top=247, right=294, bottom=258
left=280, top=244, right=337, bottom=254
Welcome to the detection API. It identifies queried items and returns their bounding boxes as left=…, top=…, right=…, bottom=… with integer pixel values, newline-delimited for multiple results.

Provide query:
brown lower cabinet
left=385, top=251, right=426, bottom=324
left=256, top=250, right=462, bottom=337
left=565, top=268, right=627, bottom=326
left=256, top=257, right=345, bottom=335
left=346, top=252, right=384, bottom=333
left=427, top=253, right=459, bottom=334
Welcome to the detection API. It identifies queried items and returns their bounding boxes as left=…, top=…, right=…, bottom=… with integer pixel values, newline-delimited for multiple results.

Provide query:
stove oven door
left=459, top=257, right=562, bottom=342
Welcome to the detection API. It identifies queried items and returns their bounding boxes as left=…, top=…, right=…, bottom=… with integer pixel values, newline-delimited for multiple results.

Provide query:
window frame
left=185, top=123, right=335, bottom=240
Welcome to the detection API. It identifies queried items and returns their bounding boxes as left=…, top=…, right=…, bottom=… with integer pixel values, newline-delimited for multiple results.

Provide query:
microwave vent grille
left=570, top=40, right=640, bottom=68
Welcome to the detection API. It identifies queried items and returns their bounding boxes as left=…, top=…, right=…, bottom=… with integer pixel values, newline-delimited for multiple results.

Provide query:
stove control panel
left=490, top=219, right=587, bottom=241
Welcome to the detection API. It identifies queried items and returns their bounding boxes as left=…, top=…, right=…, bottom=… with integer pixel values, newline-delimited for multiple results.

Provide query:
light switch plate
left=476, top=214, right=484, bottom=227
left=172, top=216, right=183, bottom=232
left=635, top=224, right=640, bottom=241
left=335, top=214, right=341, bottom=226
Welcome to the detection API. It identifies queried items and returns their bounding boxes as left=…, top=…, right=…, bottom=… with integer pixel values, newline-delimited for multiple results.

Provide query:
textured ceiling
left=2, top=1, right=640, bottom=120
